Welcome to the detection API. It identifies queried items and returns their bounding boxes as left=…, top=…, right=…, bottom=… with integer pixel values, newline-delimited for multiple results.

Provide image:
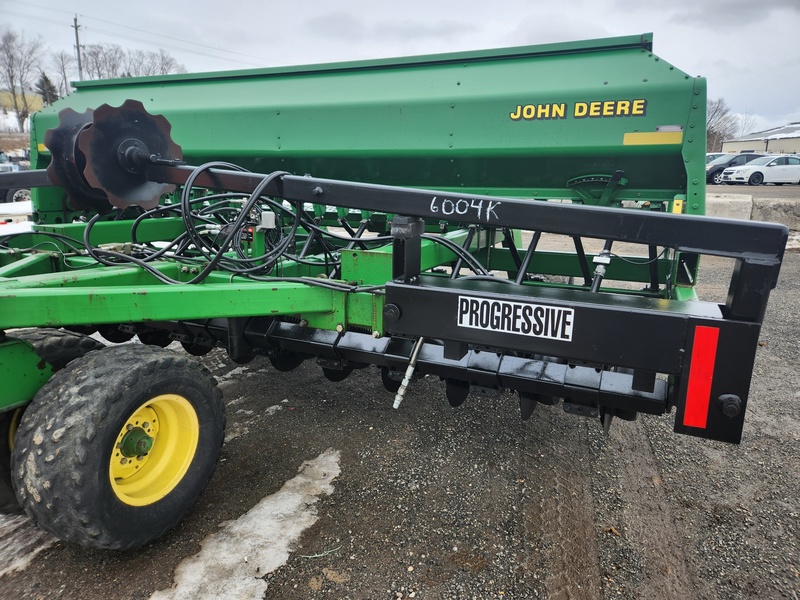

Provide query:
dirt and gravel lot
left=0, top=140, right=797, bottom=597
left=0, top=247, right=797, bottom=599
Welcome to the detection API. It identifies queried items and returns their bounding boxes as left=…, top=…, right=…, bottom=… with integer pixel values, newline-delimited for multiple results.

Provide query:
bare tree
left=0, top=29, right=44, bottom=132
left=706, top=98, right=738, bottom=152
left=155, top=49, right=186, bottom=75
left=51, top=50, right=76, bottom=96
left=125, top=48, right=186, bottom=77
left=83, top=43, right=126, bottom=79
left=125, top=49, right=156, bottom=77
left=83, top=44, right=185, bottom=79
left=737, top=111, right=756, bottom=138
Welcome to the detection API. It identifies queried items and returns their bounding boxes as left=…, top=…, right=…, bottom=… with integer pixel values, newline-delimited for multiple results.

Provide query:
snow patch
left=0, top=111, right=27, bottom=133
left=224, top=423, right=250, bottom=442
left=0, top=514, right=55, bottom=578
left=217, top=365, right=258, bottom=384
left=149, top=448, right=341, bottom=600
left=226, top=395, right=247, bottom=406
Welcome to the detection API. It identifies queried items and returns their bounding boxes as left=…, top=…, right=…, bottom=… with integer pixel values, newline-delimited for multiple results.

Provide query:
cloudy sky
left=3, top=0, right=799, bottom=132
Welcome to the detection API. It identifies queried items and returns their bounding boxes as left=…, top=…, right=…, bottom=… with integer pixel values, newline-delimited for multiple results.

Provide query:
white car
left=721, top=154, right=800, bottom=185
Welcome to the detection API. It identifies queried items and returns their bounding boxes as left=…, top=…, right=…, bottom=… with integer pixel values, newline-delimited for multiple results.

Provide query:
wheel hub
left=119, top=427, right=154, bottom=458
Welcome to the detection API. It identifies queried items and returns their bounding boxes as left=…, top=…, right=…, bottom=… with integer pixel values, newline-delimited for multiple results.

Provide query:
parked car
left=706, top=152, right=725, bottom=164
left=706, top=153, right=766, bottom=185
left=0, top=150, right=23, bottom=203
left=721, top=154, right=800, bottom=186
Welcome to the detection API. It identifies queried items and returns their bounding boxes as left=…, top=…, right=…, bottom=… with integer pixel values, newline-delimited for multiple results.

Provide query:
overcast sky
left=3, top=0, right=799, bottom=133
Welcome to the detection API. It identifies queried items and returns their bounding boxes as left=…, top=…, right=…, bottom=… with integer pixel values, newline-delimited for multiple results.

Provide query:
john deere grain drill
left=0, top=33, right=787, bottom=549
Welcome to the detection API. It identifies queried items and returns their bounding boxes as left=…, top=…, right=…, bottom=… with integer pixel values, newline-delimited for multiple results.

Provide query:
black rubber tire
left=748, top=172, right=764, bottom=186
left=0, top=408, right=23, bottom=512
left=11, top=344, right=225, bottom=550
left=711, top=171, right=724, bottom=185
left=10, top=328, right=105, bottom=370
left=64, top=325, right=98, bottom=336
left=0, top=329, right=105, bottom=513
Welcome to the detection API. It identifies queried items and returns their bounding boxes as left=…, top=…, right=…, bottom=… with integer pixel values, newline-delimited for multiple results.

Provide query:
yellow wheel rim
left=7, top=408, right=23, bottom=452
left=109, top=394, right=199, bottom=507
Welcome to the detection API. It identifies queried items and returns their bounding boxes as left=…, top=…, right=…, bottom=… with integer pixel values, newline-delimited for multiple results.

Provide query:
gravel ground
left=0, top=140, right=796, bottom=599
left=0, top=161, right=797, bottom=598
left=0, top=246, right=797, bottom=599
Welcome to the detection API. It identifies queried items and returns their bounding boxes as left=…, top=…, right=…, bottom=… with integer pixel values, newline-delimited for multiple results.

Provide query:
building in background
left=722, top=123, right=800, bottom=154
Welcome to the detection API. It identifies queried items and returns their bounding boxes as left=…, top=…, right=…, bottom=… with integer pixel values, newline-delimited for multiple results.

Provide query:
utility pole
left=72, top=15, right=84, bottom=80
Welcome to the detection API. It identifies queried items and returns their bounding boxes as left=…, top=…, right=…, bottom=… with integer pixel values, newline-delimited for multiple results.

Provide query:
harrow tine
left=445, top=379, right=469, bottom=408
left=518, top=392, right=539, bottom=421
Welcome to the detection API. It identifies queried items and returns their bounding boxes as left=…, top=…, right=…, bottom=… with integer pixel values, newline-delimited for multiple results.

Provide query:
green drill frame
left=0, top=33, right=787, bottom=444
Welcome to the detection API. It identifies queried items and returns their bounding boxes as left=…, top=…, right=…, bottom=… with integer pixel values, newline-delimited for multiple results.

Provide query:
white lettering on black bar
left=457, top=295, right=574, bottom=341
left=429, top=196, right=501, bottom=223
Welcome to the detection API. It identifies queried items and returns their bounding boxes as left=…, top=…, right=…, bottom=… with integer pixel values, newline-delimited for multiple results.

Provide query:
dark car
left=706, top=153, right=767, bottom=185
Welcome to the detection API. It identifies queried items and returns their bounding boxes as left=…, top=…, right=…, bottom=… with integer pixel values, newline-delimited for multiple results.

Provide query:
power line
left=81, top=25, right=267, bottom=68
left=3, top=8, right=72, bottom=29
left=14, top=2, right=283, bottom=68
left=85, top=14, right=276, bottom=64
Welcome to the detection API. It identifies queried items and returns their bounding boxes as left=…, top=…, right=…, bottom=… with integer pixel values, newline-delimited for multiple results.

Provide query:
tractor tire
left=0, top=408, right=23, bottom=512
left=0, top=328, right=105, bottom=513
left=11, top=344, right=225, bottom=550
left=10, top=327, right=105, bottom=370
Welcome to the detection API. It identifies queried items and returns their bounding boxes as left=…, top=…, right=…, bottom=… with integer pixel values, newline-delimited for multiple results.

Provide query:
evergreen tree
left=35, top=72, right=59, bottom=106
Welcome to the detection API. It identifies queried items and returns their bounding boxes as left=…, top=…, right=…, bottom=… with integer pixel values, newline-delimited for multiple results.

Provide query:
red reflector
left=683, top=326, right=720, bottom=428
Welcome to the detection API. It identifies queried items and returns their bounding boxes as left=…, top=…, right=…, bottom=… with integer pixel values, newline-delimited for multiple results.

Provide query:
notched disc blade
left=44, top=107, right=113, bottom=212
left=78, top=99, right=183, bottom=210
